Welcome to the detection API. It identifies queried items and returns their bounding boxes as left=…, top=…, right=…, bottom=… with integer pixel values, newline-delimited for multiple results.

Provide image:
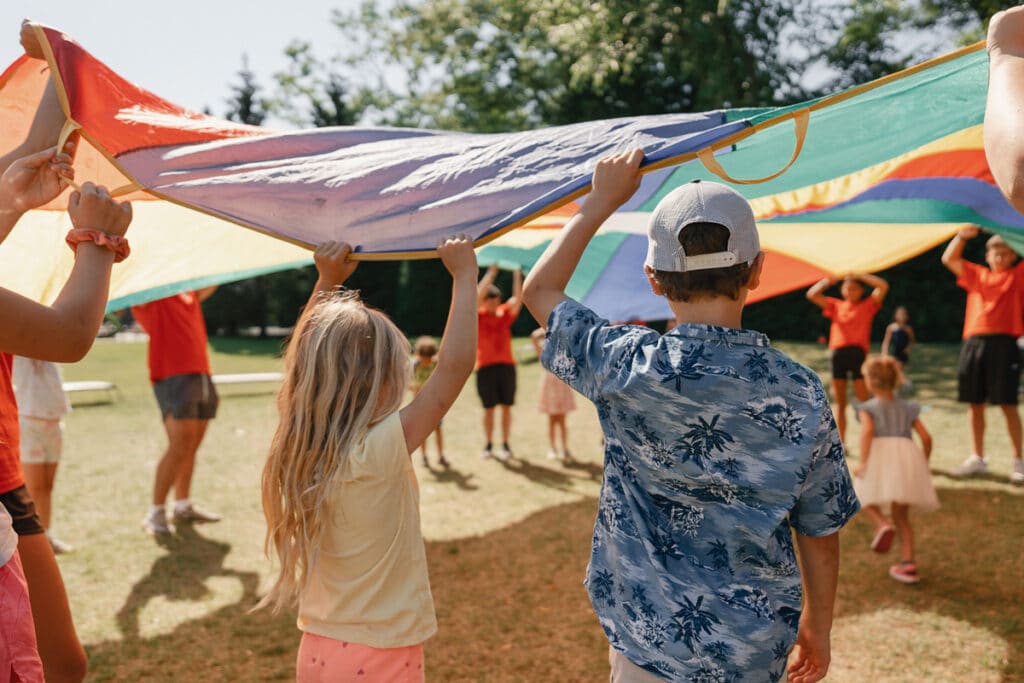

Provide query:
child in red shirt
left=807, top=273, right=889, bottom=446
left=475, top=265, right=523, bottom=460
left=941, top=226, right=1024, bottom=483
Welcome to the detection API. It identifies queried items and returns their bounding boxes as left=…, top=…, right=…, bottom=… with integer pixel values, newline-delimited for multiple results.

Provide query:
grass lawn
left=47, top=336, right=1023, bottom=681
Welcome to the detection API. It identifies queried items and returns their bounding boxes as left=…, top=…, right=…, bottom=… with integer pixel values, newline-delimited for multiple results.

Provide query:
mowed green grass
left=47, top=337, right=1024, bottom=681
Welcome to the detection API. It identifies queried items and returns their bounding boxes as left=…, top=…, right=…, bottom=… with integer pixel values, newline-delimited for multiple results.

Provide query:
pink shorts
left=297, top=632, right=424, bottom=683
left=0, top=551, right=43, bottom=682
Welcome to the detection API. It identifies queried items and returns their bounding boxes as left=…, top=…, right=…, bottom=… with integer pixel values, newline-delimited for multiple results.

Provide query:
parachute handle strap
left=697, top=109, right=810, bottom=185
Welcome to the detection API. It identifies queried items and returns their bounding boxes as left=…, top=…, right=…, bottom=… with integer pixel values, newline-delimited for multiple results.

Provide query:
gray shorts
left=153, top=373, right=219, bottom=421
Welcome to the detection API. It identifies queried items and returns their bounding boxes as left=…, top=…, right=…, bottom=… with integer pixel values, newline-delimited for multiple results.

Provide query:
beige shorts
left=18, top=416, right=63, bottom=465
left=609, top=646, right=668, bottom=682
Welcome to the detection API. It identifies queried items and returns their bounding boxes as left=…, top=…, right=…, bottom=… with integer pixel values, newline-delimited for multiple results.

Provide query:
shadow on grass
left=563, top=456, right=603, bottom=482
left=495, top=456, right=577, bottom=491
left=426, top=464, right=479, bottom=491
left=84, top=499, right=607, bottom=682
left=116, top=525, right=260, bottom=640
left=837, top=484, right=1024, bottom=680
left=83, top=486, right=1023, bottom=682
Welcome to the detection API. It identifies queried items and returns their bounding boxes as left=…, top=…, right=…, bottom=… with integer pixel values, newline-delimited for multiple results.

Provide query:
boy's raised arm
left=805, top=277, right=834, bottom=310
left=940, top=226, right=978, bottom=277
left=506, top=267, right=524, bottom=317
left=477, top=265, right=498, bottom=303
left=854, top=272, right=889, bottom=305
left=523, top=149, right=643, bottom=324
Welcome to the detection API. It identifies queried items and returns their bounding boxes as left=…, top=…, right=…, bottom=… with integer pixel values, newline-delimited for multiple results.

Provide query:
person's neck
left=874, top=390, right=895, bottom=400
left=667, top=295, right=745, bottom=329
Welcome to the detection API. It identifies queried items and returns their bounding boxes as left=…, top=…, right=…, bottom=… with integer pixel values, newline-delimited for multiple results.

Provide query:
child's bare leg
left=482, top=407, right=495, bottom=445
left=547, top=415, right=557, bottom=450
left=435, top=426, right=444, bottom=455
left=852, top=378, right=869, bottom=402
left=999, top=404, right=1023, bottom=460
left=832, top=378, right=849, bottom=443
left=22, top=463, right=54, bottom=529
left=17, top=533, right=87, bottom=682
left=969, top=404, right=986, bottom=458
left=862, top=504, right=889, bottom=530
left=890, top=503, right=914, bottom=563
left=554, top=414, right=568, bottom=451
left=499, top=404, right=512, bottom=444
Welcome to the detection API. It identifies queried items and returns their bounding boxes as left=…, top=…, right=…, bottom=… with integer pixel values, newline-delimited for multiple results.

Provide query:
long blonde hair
left=258, top=290, right=410, bottom=613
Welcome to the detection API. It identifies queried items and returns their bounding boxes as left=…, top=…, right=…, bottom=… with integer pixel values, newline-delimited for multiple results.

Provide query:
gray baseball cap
left=645, top=180, right=760, bottom=272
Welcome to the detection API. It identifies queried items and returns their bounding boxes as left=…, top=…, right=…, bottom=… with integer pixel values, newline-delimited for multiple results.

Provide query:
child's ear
left=644, top=265, right=665, bottom=296
left=746, top=252, right=766, bottom=291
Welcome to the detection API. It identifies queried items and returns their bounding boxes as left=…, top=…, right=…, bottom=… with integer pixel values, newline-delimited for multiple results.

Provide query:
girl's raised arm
left=401, top=235, right=478, bottom=453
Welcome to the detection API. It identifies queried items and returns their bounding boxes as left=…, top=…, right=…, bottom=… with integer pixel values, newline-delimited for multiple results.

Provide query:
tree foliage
left=336, top=0, right=810, bottom=132
left=224, top=56, right=269, bottom=126
left=805, top=0, right=1017, bottom=92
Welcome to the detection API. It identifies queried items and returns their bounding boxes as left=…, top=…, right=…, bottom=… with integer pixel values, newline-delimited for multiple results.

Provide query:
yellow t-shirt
left=297, top=411, right=437, bottom=647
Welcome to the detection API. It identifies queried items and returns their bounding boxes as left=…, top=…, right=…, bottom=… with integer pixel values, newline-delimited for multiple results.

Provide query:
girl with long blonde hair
left=260, top=237, right=478, bottom=682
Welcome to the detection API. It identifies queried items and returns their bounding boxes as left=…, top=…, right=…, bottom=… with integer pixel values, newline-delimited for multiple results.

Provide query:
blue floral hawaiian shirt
left=542, top=299, right=859, bottom=682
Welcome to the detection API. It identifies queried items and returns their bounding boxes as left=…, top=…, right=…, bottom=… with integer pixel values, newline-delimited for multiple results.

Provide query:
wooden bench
left=62, top=380, right=119, bottom=404
left=211, top=372, right=284, bottom=394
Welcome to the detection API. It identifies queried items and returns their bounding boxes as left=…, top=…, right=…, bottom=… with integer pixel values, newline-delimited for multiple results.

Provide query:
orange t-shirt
left=131, top=292, right=212, bottom=383
left=957, top=261, right=1024, bottom=339
left=477, top=303, right=518, bottom=369
left=0, top=353, right=24, bottom=494
left=822, top=296, right=880, bottom=353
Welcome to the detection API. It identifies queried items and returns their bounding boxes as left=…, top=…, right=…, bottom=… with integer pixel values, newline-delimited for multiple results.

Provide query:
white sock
left=148, top=504, right=165, bottom=518
left=173, top=499, right=191, bottom=513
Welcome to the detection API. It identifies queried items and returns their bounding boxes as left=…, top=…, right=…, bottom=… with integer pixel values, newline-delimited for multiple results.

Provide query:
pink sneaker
left=889, top=561, right=920, bottom=584
left=870, top=525, right=895, bottom=553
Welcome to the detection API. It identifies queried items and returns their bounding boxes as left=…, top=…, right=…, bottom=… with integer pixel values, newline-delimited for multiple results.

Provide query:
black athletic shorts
left=153, top=373, right=219, bottom=420
left=830, top=345, right=867, bottom=380
left=958, top=334, right=1021, bottom=405
left=476, top=363, right=516, bottom=409
left=0, top=485, right=44, bottom=536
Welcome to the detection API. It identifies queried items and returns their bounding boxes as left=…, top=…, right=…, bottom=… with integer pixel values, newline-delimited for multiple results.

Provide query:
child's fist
left=68, top=183, right=132, bottom=236
left=989, top=6, right=1024, bottom=59
left=959, top=225, right=980, bottom=240
left=590, top=148, right=644, bottom=211
left=314, top=241, right=358, bottom=285
left=437, top=234, right=477, bottom=277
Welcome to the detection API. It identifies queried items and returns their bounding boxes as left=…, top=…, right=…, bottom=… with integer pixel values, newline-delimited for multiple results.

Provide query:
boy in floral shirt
left=523, top=150, right=858, bottom=683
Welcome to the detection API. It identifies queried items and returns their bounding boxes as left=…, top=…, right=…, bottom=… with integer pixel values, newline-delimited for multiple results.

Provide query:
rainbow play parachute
left=0, top=24, right=1014, bottom=318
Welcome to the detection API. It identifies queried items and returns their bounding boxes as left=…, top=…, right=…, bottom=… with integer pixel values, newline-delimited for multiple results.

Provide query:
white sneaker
left=547, top=448, right=559, bottom=460
left=1012, top=459, right=1024, bottom=484
left=47, top=534, right=74, bottom=555
left=171, top=503, right=221, bottom=524
left=142, top=509, right=173, bottom=536
left=954, top=454, right=988, bottom=478
left=480, top=445, right=494, bottom=459
left=496, top=444, right=512, bottom=461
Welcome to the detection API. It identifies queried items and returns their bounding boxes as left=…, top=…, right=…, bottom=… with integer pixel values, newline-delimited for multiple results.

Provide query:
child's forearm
left=436, top=274, right=478, bottom=390
left=0, top=245, right=115, bottom=362
left=477, top=265, right=498, bottom=300
left=523, top=150, right=642, bottom=323
left=522, top=199, right=618, bottom=322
